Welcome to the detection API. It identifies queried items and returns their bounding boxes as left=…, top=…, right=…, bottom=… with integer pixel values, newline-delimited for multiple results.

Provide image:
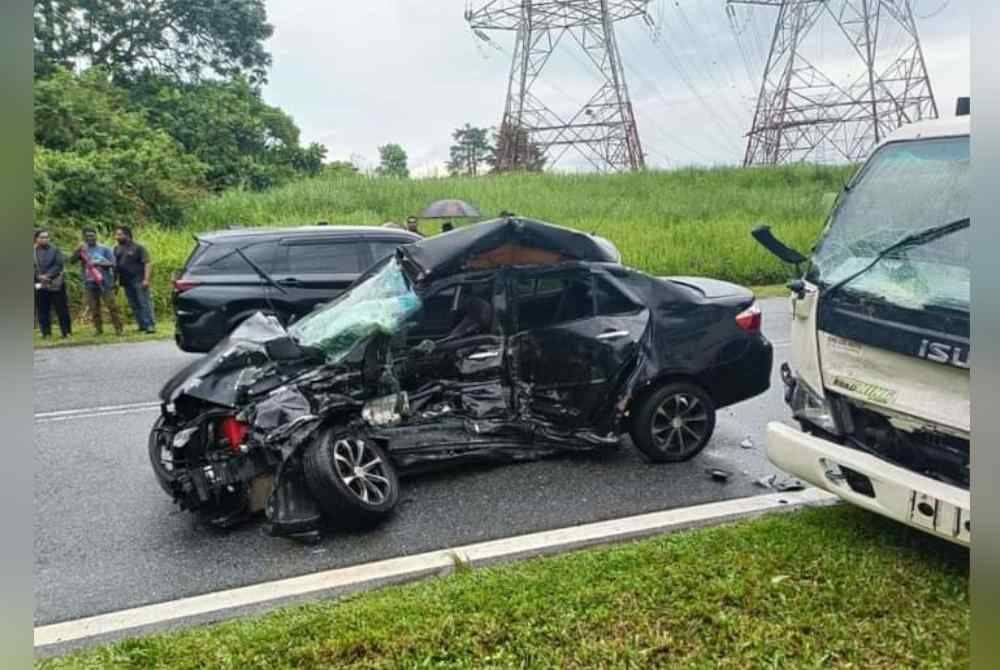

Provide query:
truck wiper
left=822, top=217, right=969, bottom=301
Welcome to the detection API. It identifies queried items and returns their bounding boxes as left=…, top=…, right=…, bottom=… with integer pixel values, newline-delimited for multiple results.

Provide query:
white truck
left=753, top=102, right=970, bottom=546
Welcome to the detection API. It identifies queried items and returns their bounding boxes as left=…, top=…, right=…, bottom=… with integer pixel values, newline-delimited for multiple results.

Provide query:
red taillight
left=220, top=416, right=249, bottom=453
left=173, top=278, right=201, bottom=293
left=735, top=302, right=762, bottom=332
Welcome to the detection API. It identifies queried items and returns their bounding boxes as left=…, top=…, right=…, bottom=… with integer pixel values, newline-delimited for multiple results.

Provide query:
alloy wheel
left=331, top=438, right=392, bottom=504
left=651, top=393, right=710, bottom=456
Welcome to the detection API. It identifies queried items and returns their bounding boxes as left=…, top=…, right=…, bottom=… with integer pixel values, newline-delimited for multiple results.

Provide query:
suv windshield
left=809, top=135, right=970, bottom=312
left=288, top=258, right=422, bottom=362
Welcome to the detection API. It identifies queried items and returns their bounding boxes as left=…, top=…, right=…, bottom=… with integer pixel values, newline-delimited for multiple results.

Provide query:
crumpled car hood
left=160, top=313, right=306, bottom=408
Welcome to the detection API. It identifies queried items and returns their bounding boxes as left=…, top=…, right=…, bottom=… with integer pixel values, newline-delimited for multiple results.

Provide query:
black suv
left=172, top=225, right=420, bottom=352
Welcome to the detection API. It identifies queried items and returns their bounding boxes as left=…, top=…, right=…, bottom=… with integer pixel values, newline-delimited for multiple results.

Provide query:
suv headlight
left=783, top=365, right=840, bottom=435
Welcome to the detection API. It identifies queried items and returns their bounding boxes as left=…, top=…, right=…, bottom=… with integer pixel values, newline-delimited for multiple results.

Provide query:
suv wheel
left=303, top=430, right=399, bottom=528
left=631, top=382, right=716, bottom=462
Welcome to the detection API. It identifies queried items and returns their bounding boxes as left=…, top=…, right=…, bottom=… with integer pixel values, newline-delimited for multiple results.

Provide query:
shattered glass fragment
left=289, top=259, right=422, bottom=363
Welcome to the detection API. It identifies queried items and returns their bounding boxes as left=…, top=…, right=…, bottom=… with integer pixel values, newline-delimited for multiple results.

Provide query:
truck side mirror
left=751, top=225, right=808, bottom=266
left=752, top=226, right=809, bottom=297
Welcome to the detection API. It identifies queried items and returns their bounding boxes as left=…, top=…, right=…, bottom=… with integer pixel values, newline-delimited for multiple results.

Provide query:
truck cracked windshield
left=150, top=217, right=773, bottom=541
left=754, top=115, right=970, bottom=546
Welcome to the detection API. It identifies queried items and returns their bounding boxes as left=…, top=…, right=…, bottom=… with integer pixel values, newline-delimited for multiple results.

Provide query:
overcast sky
left=262, top=0, right=969, bottom=175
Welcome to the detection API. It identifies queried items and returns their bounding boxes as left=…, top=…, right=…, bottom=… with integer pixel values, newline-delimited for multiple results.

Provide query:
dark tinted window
left=515, top=272, right=593, bottom=331
left=595, top=277, right=639, bottom=315
left=278, top=242, right=365, bottom=274
left=403, top=285, right=458, bottom=339
left=369, top=240, right=404, bottom=264
left=186, top=242, right=277, bottom=275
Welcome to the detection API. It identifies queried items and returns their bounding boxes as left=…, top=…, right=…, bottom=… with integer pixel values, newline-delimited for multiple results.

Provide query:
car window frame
left=593, top=272, right=644, bottom=317
left=510, top=266, right=596, bottom=334
left=274, top=236, right=372, bottom=276
left=401, top=272, right=500, bottom=342
left=184, top=240, right=280, bottom=277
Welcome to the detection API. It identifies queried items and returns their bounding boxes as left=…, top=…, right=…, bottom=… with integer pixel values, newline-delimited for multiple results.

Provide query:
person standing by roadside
left=406, top=216, right=424, bottom=237
left=33, top=229, right=72, bottom=339
left=113, top=225, right=156, bottom=333
left=71, top=228, right=123, bottom=336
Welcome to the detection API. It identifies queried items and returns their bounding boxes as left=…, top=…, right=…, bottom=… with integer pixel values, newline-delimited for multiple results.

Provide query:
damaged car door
left=379, top=274, right=515, bottom=464
left=509, top=267, right=650, bottom=434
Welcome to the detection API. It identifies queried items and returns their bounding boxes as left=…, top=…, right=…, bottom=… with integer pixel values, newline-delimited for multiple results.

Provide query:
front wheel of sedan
left=148, top=415, right=176, bottom=495
left=631, top=382, right=717, bottom=463
left=303, top=430, right=400, bottom=529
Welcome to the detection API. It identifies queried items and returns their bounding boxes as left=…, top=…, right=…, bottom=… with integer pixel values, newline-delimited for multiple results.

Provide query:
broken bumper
left=766, top=421, right=970, bottom=546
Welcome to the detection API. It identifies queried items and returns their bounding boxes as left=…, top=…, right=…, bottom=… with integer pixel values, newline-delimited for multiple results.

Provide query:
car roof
left=195, top=225, right=420, bottom=245
left=397, top=216, right=622, bottom=283
left=878, top=115, right=969, bottom=148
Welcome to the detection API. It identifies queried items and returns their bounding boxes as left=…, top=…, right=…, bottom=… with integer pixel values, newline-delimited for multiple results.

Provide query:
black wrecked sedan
left=150, top=217, right=772, bottom=540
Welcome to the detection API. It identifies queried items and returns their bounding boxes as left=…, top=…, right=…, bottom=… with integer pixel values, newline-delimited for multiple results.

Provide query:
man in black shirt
left=114, top=225, right=156, bottom=333
left=33, top=229, right=72, bottom=338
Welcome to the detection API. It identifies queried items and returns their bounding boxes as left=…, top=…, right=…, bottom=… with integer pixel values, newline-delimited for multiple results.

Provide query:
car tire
left=148, top=415, right=177, bottom=495
left=303, top=429, right=400, bottom=529
left=631, top=382, right=716, bottom=463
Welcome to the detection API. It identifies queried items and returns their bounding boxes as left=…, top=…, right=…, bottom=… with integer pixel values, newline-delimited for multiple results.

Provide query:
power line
left=731, top=0, right=939, bottom=166
left=657, top=4, right=744, bottom=138
left=467, top=1, right=650, bottom=172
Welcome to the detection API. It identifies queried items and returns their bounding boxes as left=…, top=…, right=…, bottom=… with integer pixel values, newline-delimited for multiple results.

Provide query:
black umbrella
left=418, top=199, right=481, bottom=219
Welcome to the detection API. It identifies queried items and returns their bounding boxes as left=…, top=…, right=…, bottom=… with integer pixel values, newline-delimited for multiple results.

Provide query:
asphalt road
left=34, top=298, right=795, bottom=626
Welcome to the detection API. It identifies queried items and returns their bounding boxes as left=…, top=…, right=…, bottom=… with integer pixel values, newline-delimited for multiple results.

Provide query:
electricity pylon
left=728, top=0, right=938, bottom=166
left=466, top=1, right=650, bottom=171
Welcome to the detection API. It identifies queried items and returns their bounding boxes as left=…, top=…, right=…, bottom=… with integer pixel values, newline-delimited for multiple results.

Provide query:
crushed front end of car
left=151, top=258, right=422, bottom=541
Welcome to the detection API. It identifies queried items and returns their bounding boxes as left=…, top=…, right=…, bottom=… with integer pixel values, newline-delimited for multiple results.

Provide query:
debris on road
left=740, top=436, right=754, bottom=449
left=755, top=474, right=806, bottom=492
left=706, top=468, right=731, bottom=483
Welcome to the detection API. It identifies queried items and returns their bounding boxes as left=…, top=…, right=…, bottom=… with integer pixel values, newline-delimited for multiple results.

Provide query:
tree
left=324, top=161, right=360, bottom=177
left=376, top=144, right=409, bottom=178
left=33, top=68, right=207, bottom=227
left=125, top=73, right=326, bottom=191
left=487, top=122, right=547, bottom=173
left=34, top=0, right=273, bottom=84
left=447, top=124, right=492, bottom=177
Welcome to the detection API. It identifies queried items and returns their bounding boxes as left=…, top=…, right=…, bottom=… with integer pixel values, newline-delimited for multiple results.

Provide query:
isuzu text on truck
left=753, top=103, right=970, bottom=546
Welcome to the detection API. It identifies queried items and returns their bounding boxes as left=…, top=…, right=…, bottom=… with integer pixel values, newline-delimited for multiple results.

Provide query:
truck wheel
left=148, top=415, right=177, bottom=495
left=303, top=430, right=399, bottom=529
left=631, top=382, right=716, bottom=462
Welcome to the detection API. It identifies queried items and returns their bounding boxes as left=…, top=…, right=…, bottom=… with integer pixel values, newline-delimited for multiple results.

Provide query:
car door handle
left=597, top=330, right=630, bottom=341
left=467, top=350, right=500, bottom=360
left=277, top=277, right=303, bottom=286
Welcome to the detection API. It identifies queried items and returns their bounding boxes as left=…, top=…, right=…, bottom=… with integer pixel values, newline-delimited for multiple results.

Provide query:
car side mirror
left=751, top=225, right=808, bottom=271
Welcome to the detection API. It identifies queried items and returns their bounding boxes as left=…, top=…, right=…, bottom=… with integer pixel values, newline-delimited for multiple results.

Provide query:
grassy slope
left=39, top=505, right=968, bottom=670
left=41, top=164, right=852, bottom=328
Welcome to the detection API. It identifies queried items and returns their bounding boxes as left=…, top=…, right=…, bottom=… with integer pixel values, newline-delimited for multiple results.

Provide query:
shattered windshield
left=288, top=258, right=422, bottom=362
left=810, top=135, right=969, bottom=312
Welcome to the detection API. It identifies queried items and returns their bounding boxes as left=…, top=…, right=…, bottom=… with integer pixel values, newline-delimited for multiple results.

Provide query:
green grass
left=33, top=319, right=174, bottom=348
left=40, top=164, right=853, bottom=325
left=38, top=505, right=968, bottom=670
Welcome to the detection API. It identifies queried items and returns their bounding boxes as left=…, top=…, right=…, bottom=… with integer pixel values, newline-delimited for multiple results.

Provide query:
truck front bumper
left=766, top=421, right=970, bottom=546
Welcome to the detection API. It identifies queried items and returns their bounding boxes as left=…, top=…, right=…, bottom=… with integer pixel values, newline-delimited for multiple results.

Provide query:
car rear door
left=509, top=267, right=649, bottom=431
left=272, top=236, right=371, bottom=318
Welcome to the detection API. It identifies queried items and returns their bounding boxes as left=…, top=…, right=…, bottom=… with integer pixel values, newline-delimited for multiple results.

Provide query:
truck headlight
left=785, top=368, right=840, bottom=435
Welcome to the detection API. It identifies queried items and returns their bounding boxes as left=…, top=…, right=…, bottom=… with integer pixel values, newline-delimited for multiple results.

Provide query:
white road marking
left=34, top=488, right=837, bottom=648
left=34, top=401, right=161, bottom=423
left=34, top=343, right=791, bottom=424
left=34, top=343, right=793, bottom=424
